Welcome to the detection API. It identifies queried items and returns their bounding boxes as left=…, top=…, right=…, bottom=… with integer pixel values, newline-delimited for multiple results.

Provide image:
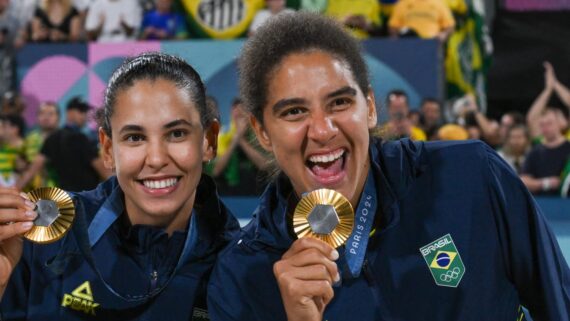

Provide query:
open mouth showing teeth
left=306, top=149, right=346, bottom=178
left=141, top=177, right=180, bottom=189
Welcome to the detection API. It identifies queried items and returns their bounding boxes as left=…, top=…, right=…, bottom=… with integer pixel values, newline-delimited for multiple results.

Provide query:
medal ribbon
left=344, top=168, right=378, bottom=278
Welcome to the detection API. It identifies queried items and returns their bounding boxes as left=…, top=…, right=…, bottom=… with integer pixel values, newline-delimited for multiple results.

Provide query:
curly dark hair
left=239, top=12, right=370, bottom=124
left=103, top=52, right=209, bottom=136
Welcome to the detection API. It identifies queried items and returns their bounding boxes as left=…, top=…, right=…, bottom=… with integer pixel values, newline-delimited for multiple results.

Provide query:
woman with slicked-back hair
left=0, top=52, right=239, bottom=320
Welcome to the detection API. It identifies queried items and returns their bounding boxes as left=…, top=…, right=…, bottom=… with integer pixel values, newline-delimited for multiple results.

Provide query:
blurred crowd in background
left=0, top=0, right=569, bottom=198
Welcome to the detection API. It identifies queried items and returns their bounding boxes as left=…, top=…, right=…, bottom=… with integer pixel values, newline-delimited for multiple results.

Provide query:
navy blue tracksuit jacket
left=208, top=139, right=570, bottom=321
left=1, top=175, right=239, bottom=320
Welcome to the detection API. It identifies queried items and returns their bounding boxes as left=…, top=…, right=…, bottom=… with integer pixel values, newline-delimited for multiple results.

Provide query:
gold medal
left=292, top=189, right=354, bottom=248
left=23, top=187, right=75, bottom=244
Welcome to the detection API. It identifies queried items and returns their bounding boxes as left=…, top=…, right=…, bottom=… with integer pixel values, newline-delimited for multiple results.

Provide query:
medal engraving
left=34, top=199, right=60, bottom=227
left=307, top=204, right=339, bottom=235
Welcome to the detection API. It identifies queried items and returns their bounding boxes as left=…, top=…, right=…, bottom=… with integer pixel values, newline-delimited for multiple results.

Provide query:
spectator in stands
left=67, top=96, right=98, bottom=147
left=0, top=91, right=25, bottom=116
left=497, top=124, right=530, bottom=174
left=389, top=0, right=455, bottom=42
left=23, top=101, right=60, bottom=189
left=498, top=111, right=525, bottom=146
left=456, top=94, right=501, bottom=146
left=29, top=0, right=82, bottom=42
left=384, top=90, right=426, bottom=141
left=206, top=97, right=268, bottom=195
left=0, top=0, right=25, bottom=97
left=248, top=0, right=294, bottom=36
left=85, top=0, right=142, bottom=42
left=0, top=114, right=27, bottom=187
left=140, top=0, right=188, bottom=40
left=324, top=0, right=381, bottom=39
left=419, top=97, right=442, bottom=140
left=521, top=108, right=570, bottom=196
left=527, top=62, right=570, bottom=141
left=7, top=0, right=38, bottom=29
left=17, top=97, right=108, bottom=191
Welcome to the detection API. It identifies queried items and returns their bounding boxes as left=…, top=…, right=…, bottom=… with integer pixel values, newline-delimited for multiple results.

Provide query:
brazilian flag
left=445, top=0, right=492, bottom=112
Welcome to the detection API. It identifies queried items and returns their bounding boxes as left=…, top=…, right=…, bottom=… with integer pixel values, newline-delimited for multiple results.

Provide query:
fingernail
left=333, top=273, right=342, bottom=287
left=25, top=200, right=35, bottom=210
left=22, top=222, right=33, bottom=229
left=330, top=250, right=339, bottom=260
left=25, top=210, right=37, bottom=219
left=20, top=192, right=30, bottom=200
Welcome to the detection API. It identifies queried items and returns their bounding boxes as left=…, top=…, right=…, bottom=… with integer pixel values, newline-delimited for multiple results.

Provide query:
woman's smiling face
left=252, top=51, right=377, bottom=206
left=100, top=78, right=214, bottom=232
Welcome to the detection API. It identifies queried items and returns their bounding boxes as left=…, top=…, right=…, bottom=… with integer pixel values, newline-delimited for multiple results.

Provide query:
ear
left=99, top=127, right=114, bottom=170
left=202, top=120, right=220, bottom=162
left=366, top=88, right=378, bottom=129
left=250, top=115, right=272, bottom=152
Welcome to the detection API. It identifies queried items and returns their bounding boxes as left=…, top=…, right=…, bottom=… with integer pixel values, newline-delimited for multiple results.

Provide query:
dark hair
left=386, top=89, right=409, bottom=106
left=502, top=111, right=524, bottom=125
left=66, top=96, right=91, bottom=113
left=506, top=123, right=529, bottom=140
left=231, top=97, right=243, bottom=107
left=205, top=95, right=220, bottom=124
left=103, top=52, right=208, bottom=136
left=421, top=97, right=440, bottom=107
left=2, top=114, right=26, bottom=138
left=239, top=12, right=370, bottom=123
left=40, top=101, right=61, bottom=118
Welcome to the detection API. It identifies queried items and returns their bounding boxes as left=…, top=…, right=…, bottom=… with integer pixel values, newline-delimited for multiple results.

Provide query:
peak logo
left=61, top=281, right=100, bottom=315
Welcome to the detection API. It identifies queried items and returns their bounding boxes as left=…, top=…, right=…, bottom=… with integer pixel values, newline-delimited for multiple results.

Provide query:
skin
left=0, top=77, right=218, bottom=299
left=100, top=78, right=216, bottom=233
left=251, top=51, right=377, bottom=321
left=421, top=101, right=441, bottom=128
left=37, top=103, right=60, bottom=132
left=504, top=127, right=528, bottom=157
left=521, top=110, right=565, bottom=193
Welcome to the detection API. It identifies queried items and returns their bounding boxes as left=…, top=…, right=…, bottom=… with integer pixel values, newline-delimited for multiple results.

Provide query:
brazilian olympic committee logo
left=420, top=234, right=465, bottom=287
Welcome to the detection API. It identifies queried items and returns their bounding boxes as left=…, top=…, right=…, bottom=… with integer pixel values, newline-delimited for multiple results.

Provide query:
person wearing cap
left=16, top=97, right=108, bottom=192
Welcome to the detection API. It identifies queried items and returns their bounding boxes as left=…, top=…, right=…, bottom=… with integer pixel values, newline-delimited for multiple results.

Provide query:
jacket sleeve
left=0, top=243, right=32, bottom=321
left=485, top=145, right=570, bottom=321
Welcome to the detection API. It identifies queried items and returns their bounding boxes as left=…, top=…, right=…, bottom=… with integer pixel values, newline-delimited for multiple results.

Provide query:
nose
left=307, top=110, right=338, bottom=144
left=146, top=139, right=169, bottom=169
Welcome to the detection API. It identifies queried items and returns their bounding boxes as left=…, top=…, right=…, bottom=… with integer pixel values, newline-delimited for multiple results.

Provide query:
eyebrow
left=272, top=98, right=307, bottom=115
left=271, top=86, right=358, bottom=115
left=119, top=124, right=143, bottom=135
left=118, top=119, right=194, bottom=135
left=325, top=86, right=357, bottom=100
left=163, top=119, right=194, bottom=129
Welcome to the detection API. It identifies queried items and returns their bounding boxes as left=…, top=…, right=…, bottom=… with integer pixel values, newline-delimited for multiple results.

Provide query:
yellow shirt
left=325, top=0, right=381, bottom=39
left=389, top=0, right=455, bottom=39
